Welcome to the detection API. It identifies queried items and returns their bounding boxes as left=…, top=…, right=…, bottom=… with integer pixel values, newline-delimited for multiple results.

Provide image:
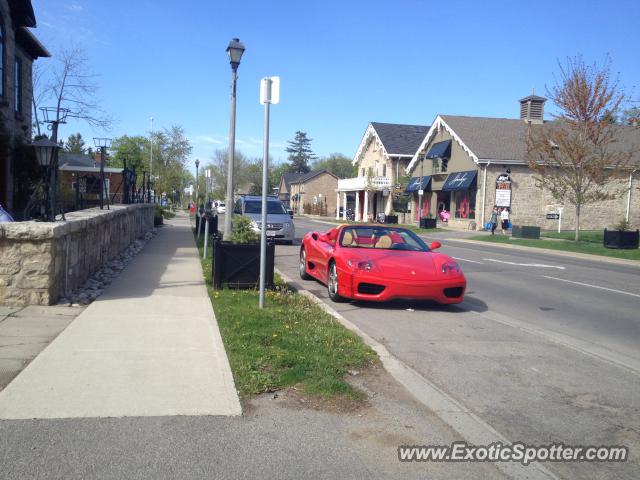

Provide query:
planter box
left=603, top=229, right=639, bottom=249
left=419, top=218, right=437, bottom=229
left=211, top=237, right=275, bottom=289
left=512, top=225, right=540, bottom=239
left=385, top=215, right=398, bottom=224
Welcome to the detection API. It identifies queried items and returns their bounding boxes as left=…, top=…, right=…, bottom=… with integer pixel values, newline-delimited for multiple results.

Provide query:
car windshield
left=244, top=201, right=287, bottom=215
left=339, top=226, right=429, bottom=251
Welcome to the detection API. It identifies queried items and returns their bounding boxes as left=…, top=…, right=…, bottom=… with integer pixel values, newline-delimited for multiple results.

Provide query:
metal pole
left=49, top=122, right=59, bottom=221
left=150, top=117, right=154, bottom=183
left=195, top=163, right=199, bottom=207
left=203, top=216, right=209, bottom=259
left=626, top=170, right=635, bottom=223
left=259, top=79, right=271, bottom=309
left=99, top=147, right=105, bottom=209
left=558, top=207, right=563, bottom=234
left=225, top=68, right=238, bottom=238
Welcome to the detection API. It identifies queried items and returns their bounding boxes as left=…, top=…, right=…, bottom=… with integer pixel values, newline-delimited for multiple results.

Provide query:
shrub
left=229, top=215, right=259, bottom=244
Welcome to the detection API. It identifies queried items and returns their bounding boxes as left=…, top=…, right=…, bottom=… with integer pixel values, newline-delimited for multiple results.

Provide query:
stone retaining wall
left=0, top=205, right=154, bottom=306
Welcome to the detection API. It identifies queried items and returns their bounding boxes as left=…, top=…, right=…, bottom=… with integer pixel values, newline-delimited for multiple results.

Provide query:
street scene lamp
left=93, top=138, right=113, bottom=209
left=224, top=37, right=245, bottom=236
left=32, top=137, right=61, bottom=222
left=195, top=159, right=200, bottom=207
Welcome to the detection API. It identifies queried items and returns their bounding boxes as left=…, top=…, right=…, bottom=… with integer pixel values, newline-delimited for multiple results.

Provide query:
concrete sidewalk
left=0, top=212, right=241, bottom=419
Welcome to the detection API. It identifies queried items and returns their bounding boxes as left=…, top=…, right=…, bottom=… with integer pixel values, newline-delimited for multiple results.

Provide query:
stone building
left=0, top=0, right=48, bottom=213
left=289, top=169, right=339, bottom=216
left=337, top=122, right=428, bottom=221
left=405, top=95, right=640, bottom=230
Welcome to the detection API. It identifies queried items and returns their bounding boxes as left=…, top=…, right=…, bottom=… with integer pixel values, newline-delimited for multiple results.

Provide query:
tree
left=207, top=148, right=251, bottom=200
left=285, top=131, right=316, bottom=174
left=63, top=133, right=87, bottom=154
left=110, top=135, right=148, bottom=172
left=35, top=47, right=113, bottom=140
left=151, top=126, right=193, bottom=196
left=527, top=56, right=635, bottom=241
left=312, top=153, right=356, bottom=178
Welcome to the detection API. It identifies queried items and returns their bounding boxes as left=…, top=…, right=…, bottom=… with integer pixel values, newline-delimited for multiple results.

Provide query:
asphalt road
left=275, top=217, right=640, bottom=480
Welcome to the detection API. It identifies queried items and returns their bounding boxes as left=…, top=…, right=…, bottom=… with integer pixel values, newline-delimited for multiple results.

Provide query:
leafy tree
left=64, top=133, right=87, bottom=154
left=312, top=153, right=356, bottom=178
left=110, top=135, right=148, bottom=171
left=285, top=131, right=316, bottom=174
left=152, top=126, right=193, bottom=196
left=527, top=56, right=635, bottom=241
left=207, top=148, right=251, bottom=200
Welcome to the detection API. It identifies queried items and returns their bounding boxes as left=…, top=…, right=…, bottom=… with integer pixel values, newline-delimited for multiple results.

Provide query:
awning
left=425, top=140, right=451, bottom=159
left=405, top=176, right=431, bottom=193
left=442, top=170, right=477, bottom=191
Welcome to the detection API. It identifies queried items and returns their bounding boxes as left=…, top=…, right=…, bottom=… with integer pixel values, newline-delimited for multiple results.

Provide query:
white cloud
left=195, top=135, right=224, bottom=145
left=65, top=3, right=83, bottom=12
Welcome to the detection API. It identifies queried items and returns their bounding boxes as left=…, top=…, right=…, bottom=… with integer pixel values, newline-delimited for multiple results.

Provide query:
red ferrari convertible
left=299, top=224, right=466, bottom=303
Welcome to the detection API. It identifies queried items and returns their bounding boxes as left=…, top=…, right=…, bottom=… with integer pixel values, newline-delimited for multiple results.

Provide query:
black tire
left=299, top=248, right=312, bottom=280
left=327, top=261, right=347, bottom=302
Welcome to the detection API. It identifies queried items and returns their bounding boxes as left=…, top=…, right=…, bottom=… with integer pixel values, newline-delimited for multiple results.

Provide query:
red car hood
left=344, top=249, right=442, bottom=281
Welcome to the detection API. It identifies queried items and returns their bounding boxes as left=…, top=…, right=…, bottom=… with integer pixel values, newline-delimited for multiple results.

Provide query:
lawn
left=468, top=234, right=640, bottom=261
left=193, top=226, right=377, bottom=399
left=541, top=230, right=603, bottom=243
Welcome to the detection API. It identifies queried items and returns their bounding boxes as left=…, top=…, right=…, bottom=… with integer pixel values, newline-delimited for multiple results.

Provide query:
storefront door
left=436, top=191, right=451, bottom=213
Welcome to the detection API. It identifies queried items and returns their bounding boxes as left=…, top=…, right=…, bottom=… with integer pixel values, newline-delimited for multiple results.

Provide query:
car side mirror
left=429, top=241, right=441, bottom=250
left=287, top=209, right=294, bottom=218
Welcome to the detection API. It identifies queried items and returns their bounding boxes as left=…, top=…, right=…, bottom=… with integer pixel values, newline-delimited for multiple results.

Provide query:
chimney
left=519, top=89, right=546, bottom=124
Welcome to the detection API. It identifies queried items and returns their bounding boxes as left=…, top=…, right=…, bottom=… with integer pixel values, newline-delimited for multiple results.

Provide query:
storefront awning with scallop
left=442, top=170, right=477, bottom=191
left=404, top=176, right=431, bottom=193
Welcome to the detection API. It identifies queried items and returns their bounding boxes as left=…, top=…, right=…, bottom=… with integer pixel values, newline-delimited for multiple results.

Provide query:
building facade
left=337, top=122, right=428, bottom=221
left=289, top=169, right=339, bottom=216
left=406, top=96, right=640, bottom=230
left=0, top=0, right=48, bottom=213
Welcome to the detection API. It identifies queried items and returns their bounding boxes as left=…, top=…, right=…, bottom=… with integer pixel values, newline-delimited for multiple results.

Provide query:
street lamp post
left=224, top=37, right=245, bottom=237
left=195, top=158, right=200, bottom=207
left=31, top=138, right=60, bottom=221
left=93, top=138, right=113, bottom=209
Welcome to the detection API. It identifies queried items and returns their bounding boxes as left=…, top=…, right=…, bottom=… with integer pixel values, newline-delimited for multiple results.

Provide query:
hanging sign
left=495, top=173, right=512, bottom=208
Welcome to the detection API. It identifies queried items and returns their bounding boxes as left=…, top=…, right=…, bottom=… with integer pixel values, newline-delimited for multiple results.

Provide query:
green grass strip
left=192, top=226, right=377, bottom=399
left=468, top=235, right=640, bottom=261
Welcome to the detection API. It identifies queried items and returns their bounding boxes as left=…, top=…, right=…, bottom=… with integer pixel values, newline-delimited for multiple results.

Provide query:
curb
left=275, top=266, right=558, bottom=480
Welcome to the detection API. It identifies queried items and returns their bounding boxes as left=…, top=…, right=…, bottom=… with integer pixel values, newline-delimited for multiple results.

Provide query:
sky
left=31, top=0, right=640, bottom=176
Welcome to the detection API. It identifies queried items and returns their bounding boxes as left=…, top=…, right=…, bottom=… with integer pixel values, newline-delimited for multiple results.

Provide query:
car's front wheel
left=299, top=248, right=312, bottom=280
left=327, top=261, right=346, bottom=302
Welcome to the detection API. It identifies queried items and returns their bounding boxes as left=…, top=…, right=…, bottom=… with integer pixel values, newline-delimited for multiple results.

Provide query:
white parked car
left=216, top=201, right=226, bottom=214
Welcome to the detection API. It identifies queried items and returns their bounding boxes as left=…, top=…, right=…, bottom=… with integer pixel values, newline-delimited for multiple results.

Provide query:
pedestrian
left=490, top=207, right=498, bottom=235
left=500, top=207, right=510, bottom=235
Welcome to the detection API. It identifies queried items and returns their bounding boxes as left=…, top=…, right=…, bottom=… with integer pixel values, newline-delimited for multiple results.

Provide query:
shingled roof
left=371, top=122, right=429, bottom=156
left=408, top=114, right=640, bottom=171
left=440, top=115, right=530, bottom=161
left=289, top=169, right=338, bottom=184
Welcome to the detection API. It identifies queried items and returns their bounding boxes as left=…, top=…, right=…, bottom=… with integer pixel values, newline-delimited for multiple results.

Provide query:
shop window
left=453, top=190, right=476, bottom=219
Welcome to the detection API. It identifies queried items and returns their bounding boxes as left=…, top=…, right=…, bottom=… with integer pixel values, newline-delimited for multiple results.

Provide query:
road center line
left=541, top=275, right=640, bottom=298
left=483, top=258, right=566, bottom=269
left=452, top=257, right=484, bottom=264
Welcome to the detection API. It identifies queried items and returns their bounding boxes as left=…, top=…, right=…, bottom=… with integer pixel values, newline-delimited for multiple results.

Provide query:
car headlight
left=347, top=259, right=374, bottom=271
left=283, top=222, right=291, bottom=228
left=441, top=261, right=461, bottom=274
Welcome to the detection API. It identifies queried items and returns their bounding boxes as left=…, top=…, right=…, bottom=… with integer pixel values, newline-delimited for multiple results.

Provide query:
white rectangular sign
left=495, top=188, right=511, bottom=207
left=260, top=76, right=280, bottom=105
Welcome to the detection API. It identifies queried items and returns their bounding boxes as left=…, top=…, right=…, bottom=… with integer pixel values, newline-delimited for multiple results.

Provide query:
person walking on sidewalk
left=490, top=207, right=498, bottom=235
left=500, top=207, right=510, bottom=235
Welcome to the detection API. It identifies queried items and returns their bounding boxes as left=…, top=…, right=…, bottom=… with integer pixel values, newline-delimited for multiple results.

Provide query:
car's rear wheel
left=299, top=248, right=312, bottom=280
left=327, top=261, right=346, bottom=302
